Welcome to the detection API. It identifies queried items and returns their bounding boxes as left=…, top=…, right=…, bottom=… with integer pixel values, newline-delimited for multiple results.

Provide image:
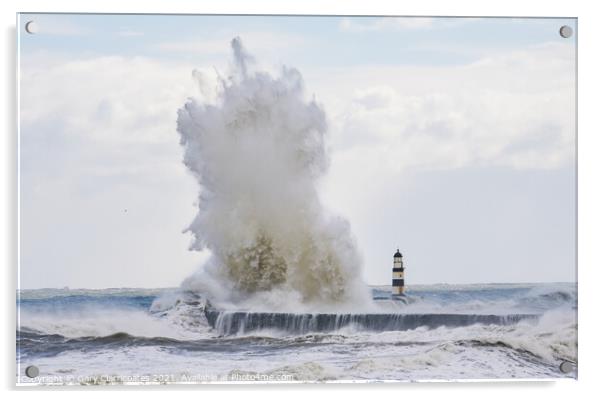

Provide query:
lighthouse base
left=391, top=294, right=409, bottom=304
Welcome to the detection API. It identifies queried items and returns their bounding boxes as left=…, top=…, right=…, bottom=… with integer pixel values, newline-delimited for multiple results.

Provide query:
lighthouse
left=392, top=249, right=405, bottom=296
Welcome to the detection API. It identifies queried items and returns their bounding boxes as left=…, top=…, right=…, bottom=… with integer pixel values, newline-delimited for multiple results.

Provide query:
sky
left=18, top=14, right=576, bottom=288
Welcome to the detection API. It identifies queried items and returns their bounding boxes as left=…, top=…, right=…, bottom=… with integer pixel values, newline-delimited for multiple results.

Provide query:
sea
left=16, top=283, right=577, bottom=385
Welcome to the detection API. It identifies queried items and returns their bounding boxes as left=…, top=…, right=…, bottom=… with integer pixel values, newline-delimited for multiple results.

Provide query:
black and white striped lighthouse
left=392, top=249, right=405, bottom=296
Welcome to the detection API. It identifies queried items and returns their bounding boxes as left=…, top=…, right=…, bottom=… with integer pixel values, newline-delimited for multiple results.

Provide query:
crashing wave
left=176, top=37, right=370, bottom=310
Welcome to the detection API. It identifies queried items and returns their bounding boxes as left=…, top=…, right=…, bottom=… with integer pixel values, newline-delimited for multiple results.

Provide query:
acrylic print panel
left=17, top=14, right=577, bottom=385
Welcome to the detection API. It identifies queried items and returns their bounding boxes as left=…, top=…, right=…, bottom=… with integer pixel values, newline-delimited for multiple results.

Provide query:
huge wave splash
left=176, top=37, right=369, bottom=310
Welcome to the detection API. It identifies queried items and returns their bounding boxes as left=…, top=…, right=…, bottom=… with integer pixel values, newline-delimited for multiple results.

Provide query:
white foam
left=20, top=305, right=203, bottom=340
left=176, top=37, right=371, bottom=311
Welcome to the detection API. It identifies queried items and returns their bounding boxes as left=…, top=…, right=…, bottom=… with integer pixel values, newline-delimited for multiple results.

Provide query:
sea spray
left=176, top=38, right=370, bottom=309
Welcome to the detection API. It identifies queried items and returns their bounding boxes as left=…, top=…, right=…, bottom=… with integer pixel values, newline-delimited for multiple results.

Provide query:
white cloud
left=20, top=55, right=210, bottom=145
left=19, top=54, right=208, bottom=288
left=306, top=43, right=575, bottom=285
left=303, top=42, right=575, bottom=175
